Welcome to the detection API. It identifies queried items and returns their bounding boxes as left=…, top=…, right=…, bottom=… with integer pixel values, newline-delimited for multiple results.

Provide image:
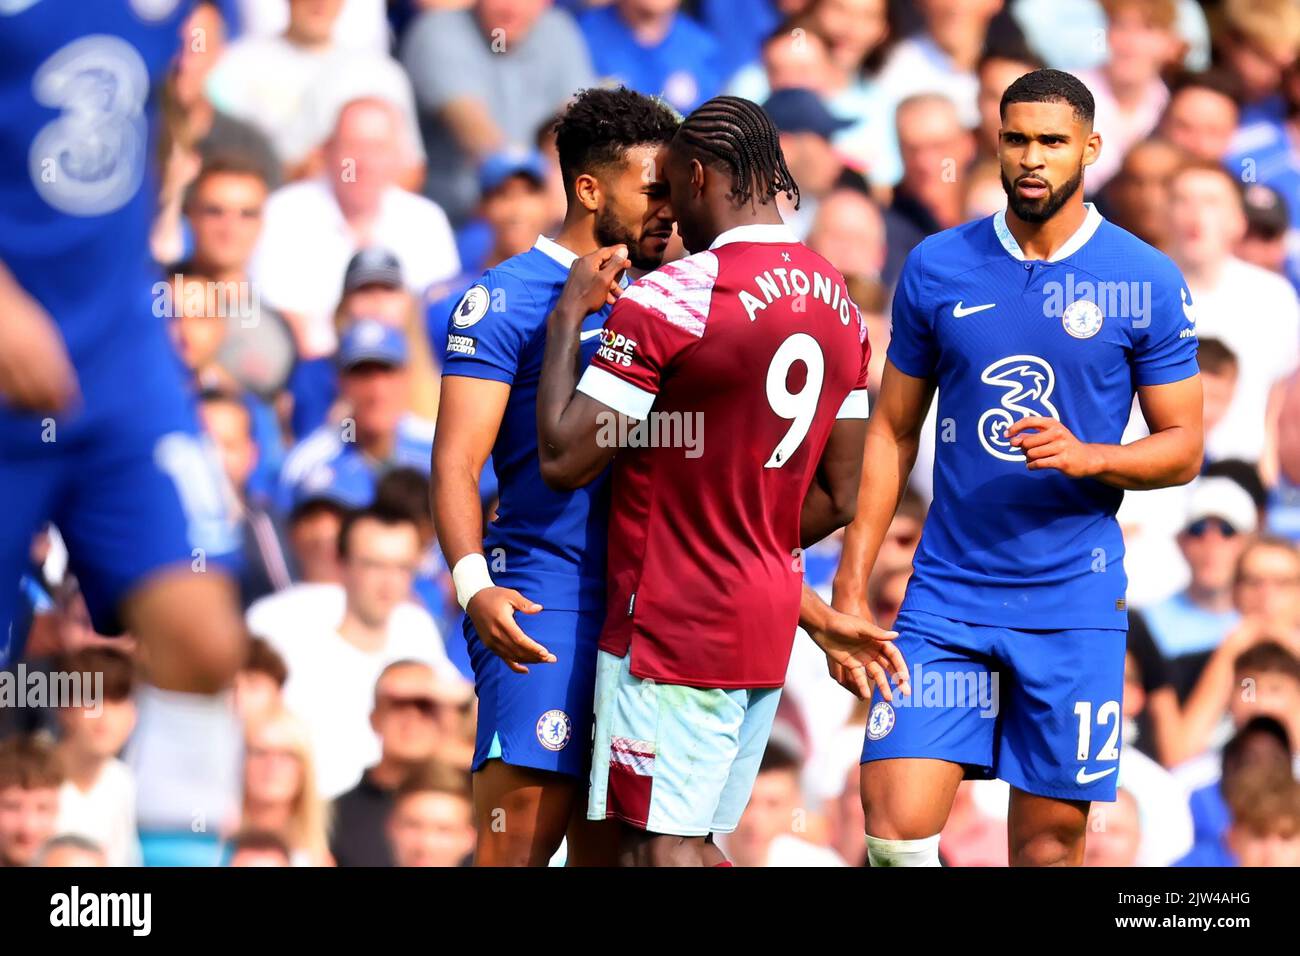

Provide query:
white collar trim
left=992, top=202, right=1104, bottom=262
left=709, top=223, right=798, bottom=250
left=533, top=234, right=579, bottom=268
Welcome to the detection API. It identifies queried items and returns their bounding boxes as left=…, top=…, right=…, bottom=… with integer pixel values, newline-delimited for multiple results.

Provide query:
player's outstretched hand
left=466, top=587, right=556, bottom=675
left=0, top=276, right=80, bottom=413
left=1007, top=416, right=1102, bottom=477
left=557, top=244, right=628, bottom=317
left=810, top=608, right=910, bottom=702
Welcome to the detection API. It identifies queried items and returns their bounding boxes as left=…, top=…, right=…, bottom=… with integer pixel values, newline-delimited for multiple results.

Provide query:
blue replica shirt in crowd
left=441, top=235, right=612, bottom=611
left=889, top=204, right=1200, bottom=630
left=0, top=1, right=190, bottom=382
left=577, top=6, right=727, bottom=115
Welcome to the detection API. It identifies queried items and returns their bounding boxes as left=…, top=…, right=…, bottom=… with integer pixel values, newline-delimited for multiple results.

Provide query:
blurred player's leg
left=124, top=570, right=245, bottom=693
left=564, top=799, right=620, bottom=866
left=1007, top=789, right=1090, bottom=867
left=472, top=761, right=577, bottom=866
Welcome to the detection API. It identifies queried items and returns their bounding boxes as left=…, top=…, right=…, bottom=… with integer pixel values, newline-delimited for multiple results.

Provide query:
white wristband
left=453, top=553, right=495, bottom=610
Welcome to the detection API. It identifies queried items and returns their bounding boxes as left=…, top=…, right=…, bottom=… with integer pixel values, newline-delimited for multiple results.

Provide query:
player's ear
left=573, top=172, right=601, bottom=214
left=1082, top=129, right=1102, bottom=169
left=689, top=158, right=705, bottom=196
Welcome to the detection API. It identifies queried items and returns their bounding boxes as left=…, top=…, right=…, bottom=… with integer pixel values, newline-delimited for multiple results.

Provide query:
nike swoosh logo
left=953, top=301, right=996, bottom=317
left=1076, top=766, right=1118, bottom=785
left=580, top=328, right=605, bottom=341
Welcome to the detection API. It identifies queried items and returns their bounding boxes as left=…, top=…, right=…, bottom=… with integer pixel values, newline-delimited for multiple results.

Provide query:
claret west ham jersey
left=575, top=223, right=871, bottom=689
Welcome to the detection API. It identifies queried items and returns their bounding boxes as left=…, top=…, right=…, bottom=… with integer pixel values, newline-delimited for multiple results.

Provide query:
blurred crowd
left=3, top=0, right=1300, bottom=867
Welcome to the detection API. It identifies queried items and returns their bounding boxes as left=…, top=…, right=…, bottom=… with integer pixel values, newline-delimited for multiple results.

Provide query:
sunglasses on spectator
left=193, top=203, right=262, bottom=220
left=378, top=694, right=442, bottom=718
left=1185, top=518, right=1237, bottom=538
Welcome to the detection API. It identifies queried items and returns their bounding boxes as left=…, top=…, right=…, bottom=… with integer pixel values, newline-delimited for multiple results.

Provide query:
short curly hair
left=1000, top=68, right=1096, bottom=125
left=553, top=86, right=680, bottom=191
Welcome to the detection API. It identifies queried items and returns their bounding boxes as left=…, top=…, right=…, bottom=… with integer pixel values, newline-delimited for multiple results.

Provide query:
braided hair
left=674, top=96, right=800, bottom=209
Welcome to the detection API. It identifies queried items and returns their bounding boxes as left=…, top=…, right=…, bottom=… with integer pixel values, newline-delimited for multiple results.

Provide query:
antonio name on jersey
left=737, top=263, right=858, bottom=327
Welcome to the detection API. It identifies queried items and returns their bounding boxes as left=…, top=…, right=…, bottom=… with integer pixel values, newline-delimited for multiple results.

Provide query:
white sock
left=125, top=684, right=242, bottom=835
left=866, top=833, right=942, bottom=867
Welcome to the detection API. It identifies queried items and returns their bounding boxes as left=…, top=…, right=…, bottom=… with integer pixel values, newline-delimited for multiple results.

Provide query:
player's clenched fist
left=1007, top=416, right=1104, bottom=477
left=0, top=270, right=80, bottom=413
left=556, top=244, right=628, bottom=317
left=465, top=587, right=557, bottom=675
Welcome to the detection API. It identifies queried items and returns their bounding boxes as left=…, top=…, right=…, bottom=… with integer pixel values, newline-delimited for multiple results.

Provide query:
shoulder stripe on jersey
left=576, top=365, right=656, bottom=420
left=836, top=389, right=871, bottom=419
left=623, top=251, right=718, bottom=338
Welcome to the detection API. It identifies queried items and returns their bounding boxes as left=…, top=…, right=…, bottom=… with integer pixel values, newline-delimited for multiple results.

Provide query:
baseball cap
left=1183, top=476, right=1258, bottom=534
left=763, top=88, right=853, bottom=140
left=479, top=147, right=548, bottom=195
left=1242, top=184, right=1290, bottom=238
left=291, top=455, right=376, bottom=515
left=337, top=318, right=408, bottom=370
left=343, top=247, right=404, bottom=294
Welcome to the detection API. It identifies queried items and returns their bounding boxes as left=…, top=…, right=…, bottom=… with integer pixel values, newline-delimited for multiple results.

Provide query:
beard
left=594, top=204, right=661, bottom=271
left=1001, top=164, right=1084, bottom=223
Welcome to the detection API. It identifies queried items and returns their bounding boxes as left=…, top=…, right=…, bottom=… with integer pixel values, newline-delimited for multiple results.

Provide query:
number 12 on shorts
left=1073, top=699, right=1121, bottom=762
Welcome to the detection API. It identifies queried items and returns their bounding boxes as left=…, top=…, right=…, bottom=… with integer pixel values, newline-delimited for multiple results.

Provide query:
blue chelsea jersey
left=441, top=236, right=613, bottom=612
left=889, top=204, right=1200, bottom=630
left=0, top=1, right=190, bottom=367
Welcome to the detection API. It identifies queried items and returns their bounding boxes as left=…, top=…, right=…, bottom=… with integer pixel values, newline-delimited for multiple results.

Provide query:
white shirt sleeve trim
left=836, top=388, right=871, bottom=419
left=576, top=366, right=656, bottom=420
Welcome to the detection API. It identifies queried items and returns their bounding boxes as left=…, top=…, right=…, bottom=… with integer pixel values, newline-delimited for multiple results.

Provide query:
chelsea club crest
left=536, top=709, right=572, bottom=751
left=866, top=701, right=896, bottom=741
left=1061, top=299, right=1104, bottom=339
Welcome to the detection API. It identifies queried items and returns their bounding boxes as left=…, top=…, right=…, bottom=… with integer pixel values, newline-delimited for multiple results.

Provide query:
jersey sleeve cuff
left=576, top=365, right=655, bottom=419
left=836, top=388, right=871, bottom=419
left=440, top=360, right=515, bottom=385
left=1135, top=359, right=1200, bottom=387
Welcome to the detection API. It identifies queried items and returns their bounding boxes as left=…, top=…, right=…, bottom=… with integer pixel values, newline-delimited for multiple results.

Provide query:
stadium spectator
left=876, top=0, right=1005, bottom=129
left=578, top=0, right=727, bottom=115
left=255, top=506, right=464, bottom=797
left=151, top=2, right=281, bottom=265
left=226, top=828, right=293, bottom=867
left=230, top=0, right=392, bottom=55
left=1082, top=788, right=1143, bottom=866
left=1098, top=137, right=1183, bottom=250
left=1158, top=70, right=1241, bottom=163
left=278, top=319, right=436, bottom=512
left=940, top=781, right=1009, bottom=866
left=53, top=647, right=141, bottom=867
left=807, top=189, right=887, bottom=287
left=763, top=88, right=856, bottom=238
left=1181, top=716, right=1292, bottom=865
left=1165, top=161, right=1300, bottom=464
left=234, top=637, right=289, bottom=726
left=387, top=759, right=476, bottom=867
left=400, top=0, right=594, bottom=223
left=1267, top=370, right=1300, bottom=541
left=278, top=459, right=375, bottom=588
left=885, top=94, right=977, bottom=276
left=174, top=157, right=297, bottom=403
left=1139, top=477, right=1254, bottom=699
left=289, top=248, right=442, bottom=440
left=1213, top=0, right=1300, bottom=122
left=1125, top=618, right=1182, bottom=766
left=728, top=738, right=845, bottom=866
left=962, top=156, right=1010, bottom=221
left=250, top=98, right=459, bottom=357
left=199, top=391, right=294, bottom=607
left=205, top=0, right=424, bottom=182
left=1011, top=0, right=1210, bottom=74
left=1236, top=183, right=1293, bottom=280
left=330, top=660, right=470, bottom=866
left=1179, top=762, right=1300, bottom=866
left=35, top=834, right=108, bottom=868
left=0, top=735, right=64, bottom=867
left=1076, top=0, right=1180, bottom=193
left=240, top=708, right=333, bottom=866
left=1197, top=338, right=1241, bottom=450
left=1180, top=605, right=1300, bottom=781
